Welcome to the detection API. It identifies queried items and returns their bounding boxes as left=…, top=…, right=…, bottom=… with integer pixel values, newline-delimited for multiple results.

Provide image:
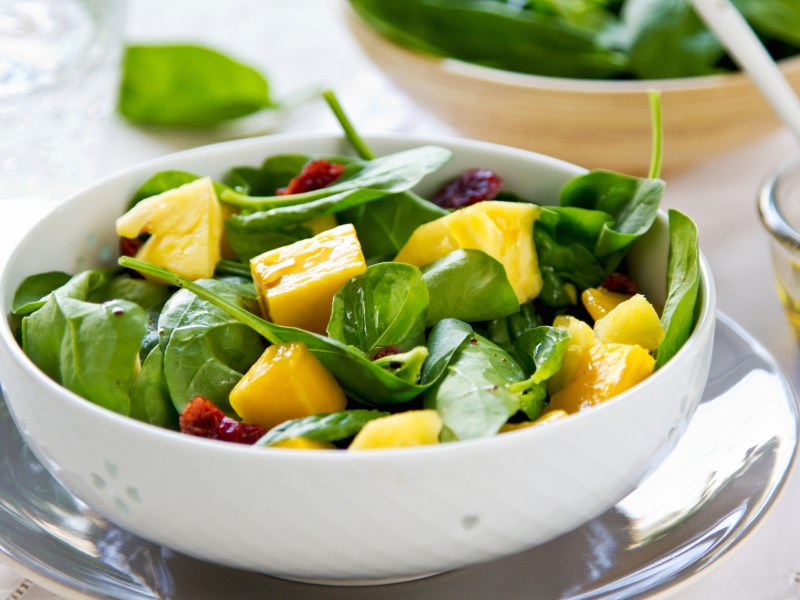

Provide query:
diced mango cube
left=349, top=410, right=442, bottom=450
left=230, top=342, right=346, bottom=430
left=593, top=294, right=665, bottom=351
left=270, top=437, right=336, bottom=450
left=547, top=315, right=596, bottom=395
left=250, top=223, right=367, bottom=334
left=581, top=287, right=633, bottom=321
left=394, top=201, right=542, bottom=303
left=116, top=176, right=222, bottom=280
left=548, top=342, right=655, bottom=414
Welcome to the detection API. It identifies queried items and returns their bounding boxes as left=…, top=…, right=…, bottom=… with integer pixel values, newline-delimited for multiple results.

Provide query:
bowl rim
left=0, top=131, right=716, bottom=461
left=344, top=2, right=800, bottom=94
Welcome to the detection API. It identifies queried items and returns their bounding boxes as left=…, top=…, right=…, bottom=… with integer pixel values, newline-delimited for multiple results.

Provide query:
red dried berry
left=179, top=397, right=266, bottom=445
left=601, top=273, right=639, bottom=295
left=119, top=236, right=144, bottom=258
left=276, top=159, right=346, bottom=195
left=371, top=345, right=404, bottom=361
left=433, top=168, right=503, bottom=209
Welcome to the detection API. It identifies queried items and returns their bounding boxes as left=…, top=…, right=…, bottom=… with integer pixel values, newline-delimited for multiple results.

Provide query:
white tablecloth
left=2, top=1, right=800, bottom=598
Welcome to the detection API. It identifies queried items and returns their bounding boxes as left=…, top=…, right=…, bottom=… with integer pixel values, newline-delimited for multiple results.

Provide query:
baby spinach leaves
left=256, top=409, right=389, bottom=447
left=157, top=279, right=266, bottom=415
left=424, top=329, right=537, bottom=441
left=21, top=270, right=146, bottom=415
left=328, top=263, right=428, bottom=355
left=119, top=45, right=274, bottom=128
left=11, top=271, right=72, bottom=316
left=130, top=346, right=179, bottom=429
left=654, top=209, right=701, bottom=369
left=422, top=250, right=520, bottom=326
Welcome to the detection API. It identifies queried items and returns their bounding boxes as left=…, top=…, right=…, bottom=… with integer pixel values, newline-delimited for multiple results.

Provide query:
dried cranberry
left=371, top=345, right=403, bottom=361
left=276, top=159, right=345, bottom=195
left=119, top=236, right=144, bottom=257
left=179, top=397, right=266, bottom=445
left=601, top=273, right=638, bottom=295
left=433, top=168, right=503, bottom=209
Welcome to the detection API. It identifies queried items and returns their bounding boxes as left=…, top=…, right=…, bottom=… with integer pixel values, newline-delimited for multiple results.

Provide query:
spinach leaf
left=107, top=274, right=171, bottom=313
left=119, top=45, right=274, bottom=127
left=215, top=259, right=252, bottom=279
left=624, top=0, right=724, bottom=79
left=11, top=271, right=72, bottom=316
left=21, top=270, right=146, bottom=415
left=420, top=318, right=473, bottom=385
left=424, top=330, right=539, bottom=441
left=485, top=303, right=544, bottom=355
left=328, top=263, right=428, bottom=355
left=224, top=219, right=316, bottom=260
left=350, top=0, right=629, bottom=78
left=255, top=409, right=389, bottom=447
left=339, top=193, right=447, bottom=259
left=121, top=257, right=442, bottom=404
left=559, top=171, right=665, bottom=257
left=158, top=279, right=266, bottom=415
left=515, top=326, right=571, bottom=382
left=220, top=146, right=452, bottom=211
left=654, top=209, right=700, bottom=369
left=422, top=250, right=519, bottom=326
left=735, top=0, right=800, bottom=46
left=130, top=345, right=179, bottom=429
left=224, top=154, right=363, bottom=195
left=372, top=346, right=429, bottom=384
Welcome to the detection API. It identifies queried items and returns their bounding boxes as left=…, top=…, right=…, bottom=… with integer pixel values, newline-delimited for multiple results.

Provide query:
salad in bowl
left=0, top=92, right=715, bottom=581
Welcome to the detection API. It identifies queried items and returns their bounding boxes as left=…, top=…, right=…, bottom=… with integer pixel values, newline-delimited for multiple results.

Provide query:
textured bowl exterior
left=0, top=134, right=715, bottom=581
left=343, top=4, right=800, bottom=176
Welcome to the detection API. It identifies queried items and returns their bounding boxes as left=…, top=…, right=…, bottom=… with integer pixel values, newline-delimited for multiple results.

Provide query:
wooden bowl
left=343, top=5, right=800, bottom=176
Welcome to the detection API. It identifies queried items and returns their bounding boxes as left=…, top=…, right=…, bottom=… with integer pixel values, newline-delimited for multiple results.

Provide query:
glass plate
left=0, top=313, right=797, bottom=600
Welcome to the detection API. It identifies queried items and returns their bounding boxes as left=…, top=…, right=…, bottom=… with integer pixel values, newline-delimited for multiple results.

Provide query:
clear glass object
left=759, top=156, right=800, bottom=337
left=0, top=0, right=125, bottom=201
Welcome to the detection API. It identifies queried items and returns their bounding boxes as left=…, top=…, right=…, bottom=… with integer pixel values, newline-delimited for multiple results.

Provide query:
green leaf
left=224, top=154, right=363, bottom=196
left=11, top=271, right=72, bottom=316
left=327, top=263, right=429, bottom=355
left=515, top=326, right=571, bottom=383
left=119, top=44, right=273, bottom=127
left=158, top=279, right=266, bottom=415
left=120, top=257, right=444, bottom=405
left=256, top=410, right=389, bottom=447
left=422, top=249, right=520, bottom=326
left=735, top=0, right=800, bottom=46
left=370, top=346, right=429, bottom=383
left=623, top=0, right=724, bottom=79
left=21, top=270, right=146, bottom=415
left=349, top=0, right=629, bottom=78
left=420, top=318, right=473, bottom=385
left=220, top=146, right=452, bottom=211
left=424, top=331, right=532, bottom=441
left=559, top=171, right=665, bottom=257
left=654, top=209, right=700, bottom=369
left=130, top=345, right=179, bottom=429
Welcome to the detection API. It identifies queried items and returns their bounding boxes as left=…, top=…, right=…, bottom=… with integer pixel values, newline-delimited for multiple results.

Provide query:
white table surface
left=2, top=1, right=800, bottom=598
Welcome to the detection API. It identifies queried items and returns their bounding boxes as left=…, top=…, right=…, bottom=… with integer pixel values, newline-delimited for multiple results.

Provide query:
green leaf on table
left=422, top=249, right=519, bottom=326
left=21, top=270, right=146, bottom=415
left=327, top=262, right=429, bottom=356
left=119, top=44, right=274, bottom=127
left=654, top=209, right=701, bottom=369
left=157, top=279, right=266, bottom=415
left=256, top=409, right=389, bottom=447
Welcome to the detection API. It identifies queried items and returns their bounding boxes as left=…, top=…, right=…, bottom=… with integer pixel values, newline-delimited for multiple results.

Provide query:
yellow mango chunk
left=499, top=410, right=569, bottom=433
left=116, top=177, right=222, bottom=281
left=394, top=201, right=542, bottom=303
left=581, top=287, right=633, bottom=321
left=270, top=437, right=336, bottom=450
left=349, top=410, right=442, bottom=450
left=547, top=315, right=596, bottom=395
left=548, top=342, right=655, bottom=414
left=250, top=223, right=367, bottom=334
left=230, top=342, right=346, bottom=430
left=593, top=294, right=665, bottom=351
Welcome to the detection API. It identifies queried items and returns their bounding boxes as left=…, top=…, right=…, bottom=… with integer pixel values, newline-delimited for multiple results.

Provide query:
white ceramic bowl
left=0, top=134, right=716, bottom=583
